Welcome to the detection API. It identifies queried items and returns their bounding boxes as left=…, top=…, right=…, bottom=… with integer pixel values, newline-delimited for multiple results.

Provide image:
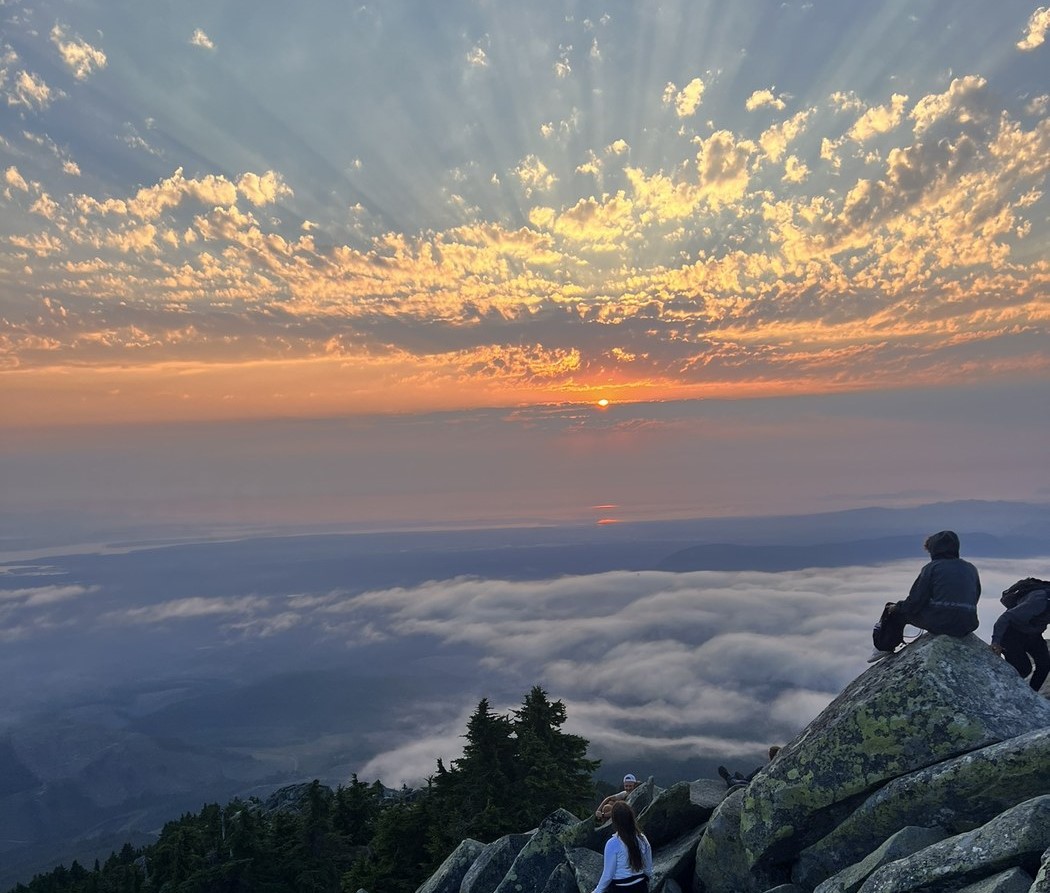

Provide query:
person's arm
left=591, top=836, right=618, bottom=893
left=642, top=835, right=654, bottom=879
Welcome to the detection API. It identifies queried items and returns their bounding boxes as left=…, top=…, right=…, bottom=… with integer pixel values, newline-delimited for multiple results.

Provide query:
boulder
left=560, top=815, right=611, bottom=852
left=761, top=886, right=807, bottom=893
left=460, top=833, right=532, bottom=893
left=1033, top=846, right=1050, bottom=892
left=857, top=795, right=1050, bottom=892
left=954, top=869, right=1035, bottom=892
left=414, top=838, right=484, bottom=893
left=566, top=846, right=603, bottom=892
left=638, top=779, right=724, bottom=848
left=740, top=635, right=1050, bottom=868
left=539, top=862, right=578, bottom=893
left=810, top=826, right=948, bottom=893
left=797, top=727, right=1050, bottom=886
left=695, top=787, right=783, bottom=893
left=493, top=809, right=578, bottom=893
left=651, top=825, right=705, bottom=892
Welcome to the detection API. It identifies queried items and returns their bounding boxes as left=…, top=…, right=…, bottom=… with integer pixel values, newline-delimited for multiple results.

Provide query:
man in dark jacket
left=991, top=583, right=1049, bottom=691
left=868, top=530, right=981, bottom=662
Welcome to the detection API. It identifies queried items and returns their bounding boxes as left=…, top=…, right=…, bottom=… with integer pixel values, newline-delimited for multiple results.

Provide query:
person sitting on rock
left=591, top=800, right=653, bottom=893
left=718, top=745, right=782, bottom=788
left=867, top=530, right=981, bottom=663
left=595, top=773, right=640, bottom=821
left=991, top=579, right=1050, bottom=692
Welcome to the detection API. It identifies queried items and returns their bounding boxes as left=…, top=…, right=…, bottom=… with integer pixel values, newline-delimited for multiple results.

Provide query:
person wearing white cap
left=594, top=773, right=641, bottom=821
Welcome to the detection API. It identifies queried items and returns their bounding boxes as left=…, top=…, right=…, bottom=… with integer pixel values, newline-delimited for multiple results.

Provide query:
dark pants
left=1001, top=626, right=1050, bottom=691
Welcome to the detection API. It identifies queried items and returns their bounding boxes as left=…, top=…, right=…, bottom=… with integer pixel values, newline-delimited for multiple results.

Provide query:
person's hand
left=990, top=643, right=1003, bottom=656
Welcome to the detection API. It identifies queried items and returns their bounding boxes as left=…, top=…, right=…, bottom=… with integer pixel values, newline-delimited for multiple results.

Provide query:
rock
left=740, top=635, right=1050, bottom=869
left=810, top=826, right=948, bottom=893
left=565, top=846, right=603, bottom=892
left=414, top=838, right=485, bottom=893
left=1033, top=846, right=1050, bottom=892
left=460, top=833, right=531, bottom=893
left=857, top=795, right=1050, bottom=892
left=560, top=814, right=611, bottom=852
left=694, top=787, right=784, bottom=893
left=953, top=868, right=1034, bottom=892
left=761, top=886, right=807, bottom=893
left=638, top=779, right=724, bottom=848
left=797, top=727, right=1050, bottom=886
left=652, top=825, right=705, bottom=892
left=539, top=862, right=578, bottom=893
left=493, top=809, right=577, bottom=893
left=662, top=880, right=683, bottom=893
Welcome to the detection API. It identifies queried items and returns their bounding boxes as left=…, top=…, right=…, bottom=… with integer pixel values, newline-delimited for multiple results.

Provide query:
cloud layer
left=4, top=541, right=1038, bottom=784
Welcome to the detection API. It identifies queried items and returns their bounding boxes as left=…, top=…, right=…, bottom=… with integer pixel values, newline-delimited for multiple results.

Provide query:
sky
left=1, top=0, right=1049, bottom=534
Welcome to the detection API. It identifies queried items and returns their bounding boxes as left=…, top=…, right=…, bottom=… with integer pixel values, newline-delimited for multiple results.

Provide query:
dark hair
left=610, top=801, right=645, bottom=871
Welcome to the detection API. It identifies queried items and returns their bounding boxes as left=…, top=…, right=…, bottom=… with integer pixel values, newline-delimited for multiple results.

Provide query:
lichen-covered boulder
left=559, top=815, right=611, bottom=853
left=652, top=825, right=705, bottom=892
left=1032, top=846, right=1050, bottom=892
left=493, top=809, right=577, bottom=893
left=740, top=634, right=1050, bottom=868
left=954, top=868, right=1035, bottom=892
left=460, top=833, right=532, bottom=893
left=797, top=727, right=1050, bottom=886
left=857, top=795, right=1050, bottom=892
left=694, top=787, right=784, bottom=893
left=539, top=862, right=578, bottom=893
left=639, top=779, right=724, bottom=848
left=566, top=846, right=603, bottom=892
left=811, top=826, right=947, bottom=893
left=415, top=838, right=485, bottom=893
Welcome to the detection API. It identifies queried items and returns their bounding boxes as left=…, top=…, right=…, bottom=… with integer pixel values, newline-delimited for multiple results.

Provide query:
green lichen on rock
left=739, top=634, right=1050, bottom=869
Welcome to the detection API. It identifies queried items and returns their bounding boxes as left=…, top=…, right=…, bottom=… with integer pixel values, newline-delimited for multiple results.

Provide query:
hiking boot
left=866, top=648, right=894, bottom=663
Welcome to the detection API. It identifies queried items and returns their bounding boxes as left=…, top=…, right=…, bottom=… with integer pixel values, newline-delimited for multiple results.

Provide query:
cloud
left=190, top=29, right=216, bottom=51
left=322, top=557, right=1034, bottom=780
left=1017, top=6, right=1050, bottom=50
left=847, top=93, right=908, bottom=142
left=746, top=89, right=786, bottom=112
left=514, top=154, right=557, bottom=195
left=237, top=170, right=292, bottom=206
left=695, top=130, right=756, bottom=205
left=5, top=165, right=28, bottom=191
left=104, top=595, right=270, bottom=625
left=911, top=76, right=988, bottom=134
left=664, top=78, right=706, bottom=118
left=8, top=69, right=54, bottom=109
left=50, top=26, right=107, bottom=81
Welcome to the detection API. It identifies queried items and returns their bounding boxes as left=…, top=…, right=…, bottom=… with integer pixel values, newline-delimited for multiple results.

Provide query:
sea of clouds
left=0, top=551, right=1041, bottom=787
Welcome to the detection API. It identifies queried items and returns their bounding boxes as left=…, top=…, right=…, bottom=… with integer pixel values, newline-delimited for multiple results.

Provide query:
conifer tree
left=512, top=686, right=600, bottom=824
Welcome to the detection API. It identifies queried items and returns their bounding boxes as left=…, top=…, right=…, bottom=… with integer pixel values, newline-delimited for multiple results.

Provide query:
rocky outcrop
left=402, top=632, right=1050, bottom=893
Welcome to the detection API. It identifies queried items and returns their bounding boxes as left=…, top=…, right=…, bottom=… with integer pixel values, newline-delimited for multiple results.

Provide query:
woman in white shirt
left=591, top=800, right=653, bottom=892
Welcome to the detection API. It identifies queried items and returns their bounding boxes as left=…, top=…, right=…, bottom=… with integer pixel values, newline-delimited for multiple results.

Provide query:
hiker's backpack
left=1000, top=577, right=1050, bottom=609
left=1000, top=578, right=1050, bottom=629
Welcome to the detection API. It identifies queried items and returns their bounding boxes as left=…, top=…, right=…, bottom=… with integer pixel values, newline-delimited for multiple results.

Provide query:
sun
left=597, top=398, right=610, bottom=408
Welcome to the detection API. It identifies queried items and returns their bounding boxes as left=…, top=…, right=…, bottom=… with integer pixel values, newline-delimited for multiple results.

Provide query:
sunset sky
left=2, top=0, right=1049, bottom=534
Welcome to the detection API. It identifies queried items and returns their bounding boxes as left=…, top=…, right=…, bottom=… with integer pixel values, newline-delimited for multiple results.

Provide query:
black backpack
left=1000, top=577, right=1050, bottom=609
